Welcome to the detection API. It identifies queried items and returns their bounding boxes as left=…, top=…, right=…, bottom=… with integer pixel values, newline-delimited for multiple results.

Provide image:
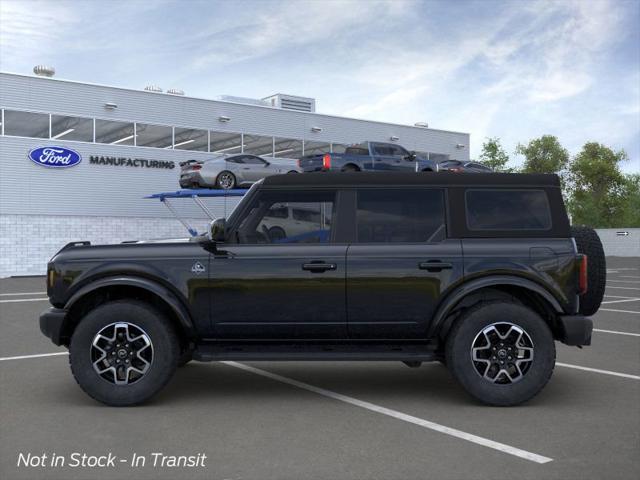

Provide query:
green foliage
left=479, top=137, right=512, bottom=172
left=516, top=135, right=569, bottom=175
left=566, top=142, right=629, bottom=227
left=619, top=174, right=640, bottom=227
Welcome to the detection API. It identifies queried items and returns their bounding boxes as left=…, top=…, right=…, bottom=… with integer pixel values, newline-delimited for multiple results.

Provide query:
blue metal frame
left=145, top=188, right=247, bottom=236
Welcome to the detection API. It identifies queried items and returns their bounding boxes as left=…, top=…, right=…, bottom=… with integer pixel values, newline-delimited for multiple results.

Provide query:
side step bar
left=193, top=341, right=439, bottom=362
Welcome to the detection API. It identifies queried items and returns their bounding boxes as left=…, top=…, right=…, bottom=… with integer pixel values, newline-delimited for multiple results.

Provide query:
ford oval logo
left=28, top=146, right=82, bottom=168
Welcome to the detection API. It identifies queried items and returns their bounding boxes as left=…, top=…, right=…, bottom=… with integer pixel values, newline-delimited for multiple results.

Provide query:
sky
left=1, top=0, right=638, bottom=172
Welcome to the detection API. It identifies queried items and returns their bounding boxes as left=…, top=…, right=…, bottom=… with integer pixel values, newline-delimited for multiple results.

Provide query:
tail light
left=450, top=167, right=463, bottom=173
left=322, top=153, right=331, bottom=170
left=297, top=159, right=301, bottom=168
left=579, top=254, right=588, bottom=295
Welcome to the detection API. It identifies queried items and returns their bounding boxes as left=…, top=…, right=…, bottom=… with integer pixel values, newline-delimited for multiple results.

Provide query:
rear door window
left=465, top=189, right=551, bottom=230
left=355, top=189, right=446, bottom=243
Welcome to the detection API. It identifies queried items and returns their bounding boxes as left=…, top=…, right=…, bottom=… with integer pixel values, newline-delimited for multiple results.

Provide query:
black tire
left=216, top=171, right=236, bottom=190
left=267, top=226, right=287, bottom=241
left=287, top=170, right=298, bottom=174
left=571, top=226, right=606, bottom=316
left=445, top=301, right=555, bottom=406
left=341, top=164, right=359, bottom=172
left=69, top=300, right=180, bottom=406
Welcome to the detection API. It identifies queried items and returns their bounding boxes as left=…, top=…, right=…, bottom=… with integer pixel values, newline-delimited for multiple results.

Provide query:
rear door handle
left=302, top=262, right=337, bottom=273
left=418, top=261, right=453, bottom=272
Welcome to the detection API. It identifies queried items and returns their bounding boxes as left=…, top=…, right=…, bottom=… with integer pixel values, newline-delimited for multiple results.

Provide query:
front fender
left=65, top=276, right=195, bottom=337
left=427, top=275, right=564, bottom=338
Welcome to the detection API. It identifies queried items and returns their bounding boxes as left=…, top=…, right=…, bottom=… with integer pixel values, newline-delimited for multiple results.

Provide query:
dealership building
left=0, top=69, right=470, bottom=277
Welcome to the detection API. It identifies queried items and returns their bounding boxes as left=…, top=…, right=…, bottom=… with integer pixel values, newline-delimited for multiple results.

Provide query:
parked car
left=179, top=154, right=300, bottom=189
left=298, top=141, right=438, bottom=173
left=40, top=172, right=605, bottom=407
left=437, top=159, right=493, bottom=173
left=261, top=204, right=333, bottom=242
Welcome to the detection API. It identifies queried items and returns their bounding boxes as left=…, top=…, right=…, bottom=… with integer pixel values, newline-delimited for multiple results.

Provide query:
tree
left=479, top=137, right=511, bottom=172
left=516, top=135, right=569, bottom=174
left=619, top=174, right=640, bottom=227
left=566, top=142, right=628, bottom=227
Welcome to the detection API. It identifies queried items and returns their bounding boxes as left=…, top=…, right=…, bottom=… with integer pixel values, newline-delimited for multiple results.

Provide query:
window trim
left=464, top=188, right=552, bottom=232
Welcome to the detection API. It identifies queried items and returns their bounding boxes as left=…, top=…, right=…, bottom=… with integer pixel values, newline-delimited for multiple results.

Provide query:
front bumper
left=557, top=315, right=593, bottom=346
left=39, top=307, right=67, bottom=346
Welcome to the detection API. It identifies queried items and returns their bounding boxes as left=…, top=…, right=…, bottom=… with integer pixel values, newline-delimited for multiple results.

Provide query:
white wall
left=594, top=228, right=640, bottom=258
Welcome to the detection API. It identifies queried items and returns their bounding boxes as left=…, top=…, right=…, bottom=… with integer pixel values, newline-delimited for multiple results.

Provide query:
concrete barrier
left=594, top=228, right=640, bottom=257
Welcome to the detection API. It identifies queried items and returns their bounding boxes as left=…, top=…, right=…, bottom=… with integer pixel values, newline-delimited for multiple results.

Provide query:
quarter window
left=356, top=189, right=445, bottom=243
left=465, top=189, right=551, bottom=230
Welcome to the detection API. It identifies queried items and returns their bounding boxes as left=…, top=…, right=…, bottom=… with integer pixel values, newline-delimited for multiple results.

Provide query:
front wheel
left=69, top=300, right=180, bottom=406
left=445, top=301, right=555, bottom=406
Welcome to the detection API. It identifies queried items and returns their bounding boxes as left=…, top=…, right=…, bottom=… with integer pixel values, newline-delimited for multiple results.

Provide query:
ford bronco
left=40, top=172, right=605, bottom=406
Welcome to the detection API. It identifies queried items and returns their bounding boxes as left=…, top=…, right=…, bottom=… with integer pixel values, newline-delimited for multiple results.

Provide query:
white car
left=179, top=154, right=300, bottom=189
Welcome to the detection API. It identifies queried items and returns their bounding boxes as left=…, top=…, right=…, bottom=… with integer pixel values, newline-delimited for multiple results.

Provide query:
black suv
left=40, top=172, right=605, bottom=406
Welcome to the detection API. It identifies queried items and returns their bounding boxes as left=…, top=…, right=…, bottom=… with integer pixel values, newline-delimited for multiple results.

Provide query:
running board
left=193, top=341, right=439, bottom=362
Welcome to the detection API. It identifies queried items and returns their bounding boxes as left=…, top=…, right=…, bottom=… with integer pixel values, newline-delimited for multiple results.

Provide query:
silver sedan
left=179, top=154, right=301, bottom=189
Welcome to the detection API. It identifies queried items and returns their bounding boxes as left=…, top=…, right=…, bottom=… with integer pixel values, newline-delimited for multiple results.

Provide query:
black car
left=438, top=159, right=493, bottom=173
left=40, top=172, right=605, bottom=406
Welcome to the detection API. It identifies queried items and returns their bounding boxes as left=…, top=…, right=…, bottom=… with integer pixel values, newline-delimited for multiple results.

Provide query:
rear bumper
left=39, top=307, right=67, bottom=346
left=557, top=315, right=593, bottom=346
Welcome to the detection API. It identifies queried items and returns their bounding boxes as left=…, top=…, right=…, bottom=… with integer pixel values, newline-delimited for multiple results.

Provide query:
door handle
left=302, top=262, right=337, bottom=272
left=418, top=261, right=453, bottom=272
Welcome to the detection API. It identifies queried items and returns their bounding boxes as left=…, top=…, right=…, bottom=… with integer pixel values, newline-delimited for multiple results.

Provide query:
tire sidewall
left=70, top=301, right=179, bottom=406
left=216, top=171, right=236, bottom=190
left=446, top=302, right=555, bottom=406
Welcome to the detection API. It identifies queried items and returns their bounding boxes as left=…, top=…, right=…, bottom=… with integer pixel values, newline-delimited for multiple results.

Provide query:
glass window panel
left=243, top=134, right=274, bottom=156
left=331, top=143, right=348, bottom=154
left=303, top=140, right=330, bottom=156
left=135, top=123, right=173, bottom=149
left=210, top=131, right=243, bottom=154
left=237, top=190, right=335, bottom=244
left=465, top=189, right=551, bottom=231
left=51, top=115, right=93, bottom=142
left=4, top=110, right=49, bottom=138
left=174, top=127, right=208, bottom=151
left=95, top=119, right=135, bottom=145
left=356, top=189, right=445, bottom=243
left=273, top=137, right=303, bottom=158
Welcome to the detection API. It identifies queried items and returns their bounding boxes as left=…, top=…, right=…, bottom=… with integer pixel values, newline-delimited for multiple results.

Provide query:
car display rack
left=145, top=188, right=247, bottom=236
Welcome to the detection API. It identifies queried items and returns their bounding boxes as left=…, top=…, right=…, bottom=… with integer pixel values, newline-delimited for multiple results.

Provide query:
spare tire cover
left=571, top=226, right=606, bottom=316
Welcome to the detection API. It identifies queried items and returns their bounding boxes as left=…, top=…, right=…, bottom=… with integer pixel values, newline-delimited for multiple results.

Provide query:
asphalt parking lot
left=1, top=257, right=639, bottom=480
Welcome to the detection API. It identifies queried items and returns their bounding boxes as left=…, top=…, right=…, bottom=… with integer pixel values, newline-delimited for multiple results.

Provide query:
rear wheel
left=445, top=301, right=555, bottom=406
left=69, top=300, right=179, bottom=406
left=216, top=171, right=236, bottom=190
left=571, top=226, right=606, bottom=316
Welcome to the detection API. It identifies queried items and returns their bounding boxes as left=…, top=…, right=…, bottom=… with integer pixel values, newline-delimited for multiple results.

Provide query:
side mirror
left=208, top=218, right=226, bottom=242
left=264, top=161, right=271, bottom=167
left=406, top=151, right=417, bottom=161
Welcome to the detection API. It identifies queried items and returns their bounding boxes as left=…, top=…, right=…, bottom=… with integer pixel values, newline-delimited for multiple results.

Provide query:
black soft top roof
left=262, top=172, right=561, bottom=188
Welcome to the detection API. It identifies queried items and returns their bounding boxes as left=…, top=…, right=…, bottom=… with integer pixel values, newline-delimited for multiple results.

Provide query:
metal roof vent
left=167, top=88, right=185, bottom=96
left=414, top=122, right=429, bottom=128
left=144, top=85, right=163, bottom=93
left=262, top=94, right=316, bottom=113
left=33, top=65, right=55, bottom=77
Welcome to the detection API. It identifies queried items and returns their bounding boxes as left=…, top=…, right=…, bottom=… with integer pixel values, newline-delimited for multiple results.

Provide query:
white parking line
left=556, top=363, right=640, bottom=380
left=604, top=295, right=636, bottom=299
left=618, top=275, right=640, bottom=279
left=599, top=308, right=640, bottom=315
left=593, top=328, right=640, bottom=337
left=0, top=352, right=68, bottom=362
left=607, top=268, right=638, bottom=271
left=223, top=361, right=553, bottom=464
left=601, top=298, right=640, bottom=304
left=606, top=280, right=640, bottom=285
left=606, top=286, right=640, bottom=291
left=0, top=292, right=46, bottom=296
left=0, top=297, right=49, bottom=304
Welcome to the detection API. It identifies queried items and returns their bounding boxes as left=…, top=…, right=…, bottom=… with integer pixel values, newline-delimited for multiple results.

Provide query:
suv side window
left=355, top=189, right=445, bottom=243
left=236, top=191, right=335, bottom=244
left=465, top=189, right=551, bottom=230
